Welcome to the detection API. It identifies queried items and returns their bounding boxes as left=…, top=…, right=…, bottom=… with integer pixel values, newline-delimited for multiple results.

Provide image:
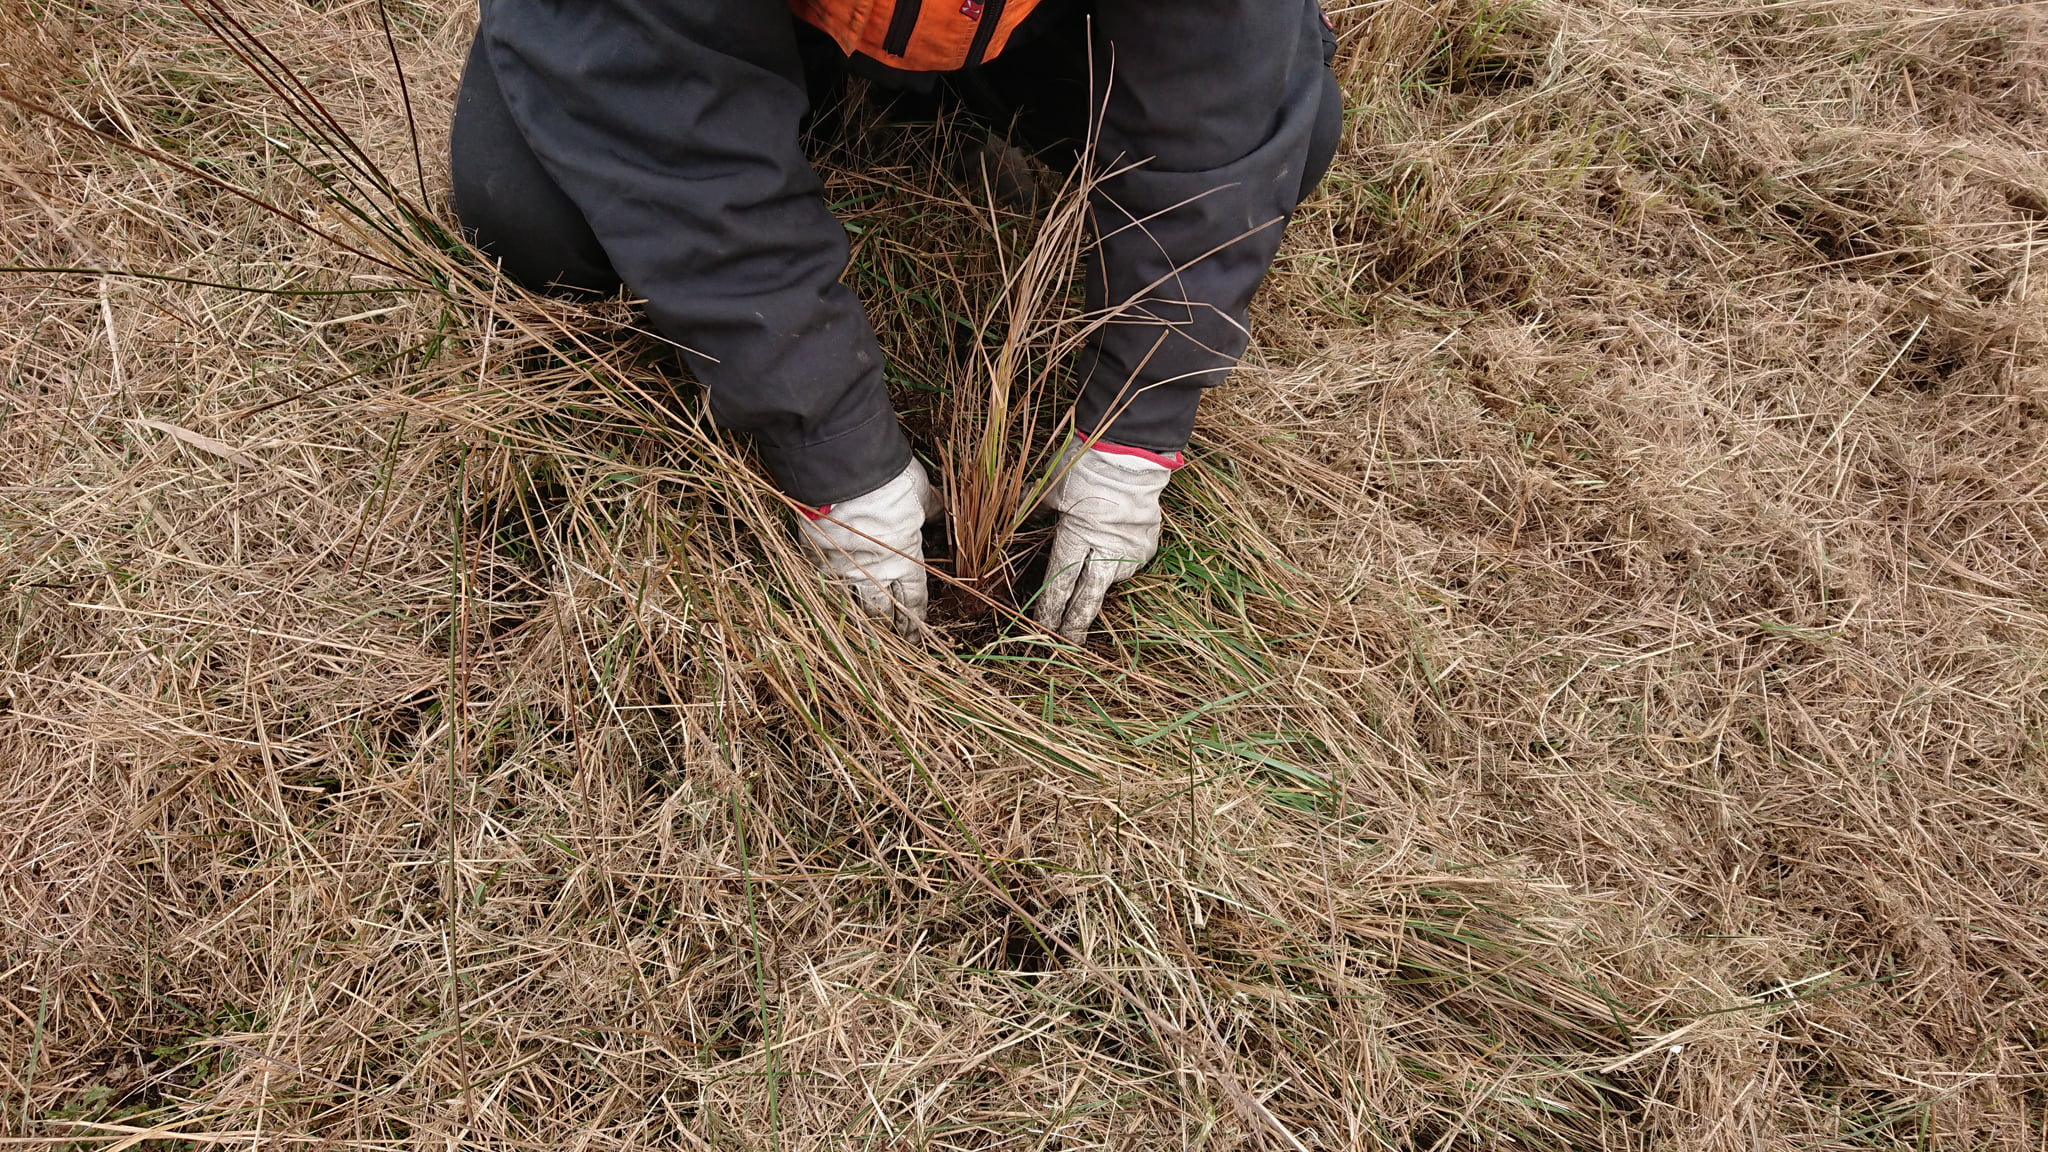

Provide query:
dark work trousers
left=451, top=0, right=1342, bottom=506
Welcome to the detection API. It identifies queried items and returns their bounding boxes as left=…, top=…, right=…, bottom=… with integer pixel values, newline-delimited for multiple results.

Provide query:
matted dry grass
left=2, top=0, right=2045, bottom=1147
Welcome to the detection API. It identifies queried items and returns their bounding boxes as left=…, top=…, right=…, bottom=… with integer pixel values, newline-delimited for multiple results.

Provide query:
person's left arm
left=1034, top=0, right=1341, bottom=640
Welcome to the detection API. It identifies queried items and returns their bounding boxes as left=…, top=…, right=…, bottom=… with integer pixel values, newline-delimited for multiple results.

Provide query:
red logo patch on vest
left=960, top=0, right=984, bottom=18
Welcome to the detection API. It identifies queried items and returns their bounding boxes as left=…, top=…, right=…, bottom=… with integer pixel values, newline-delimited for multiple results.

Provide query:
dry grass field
left=4, top=0, right=2047, bottom=1147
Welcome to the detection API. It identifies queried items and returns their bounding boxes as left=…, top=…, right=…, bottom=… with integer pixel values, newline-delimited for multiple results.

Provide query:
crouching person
left=449, top=0, right=1342, bottom=639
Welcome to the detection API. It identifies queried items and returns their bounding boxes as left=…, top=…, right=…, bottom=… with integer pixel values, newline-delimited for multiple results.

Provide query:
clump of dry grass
left=938, top=144, right=1094, bottom=606
left=2, top=0, right=2046, bottom=1147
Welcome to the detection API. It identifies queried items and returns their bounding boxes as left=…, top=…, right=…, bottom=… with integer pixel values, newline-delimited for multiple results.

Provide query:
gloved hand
left=797, top=459, right=942, bottom=638
left=1030, top=438, right=1183, bottom=641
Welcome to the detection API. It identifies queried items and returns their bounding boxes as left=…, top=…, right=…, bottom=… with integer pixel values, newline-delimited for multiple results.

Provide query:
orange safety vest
left=788, top=0, right=1044, bottom=72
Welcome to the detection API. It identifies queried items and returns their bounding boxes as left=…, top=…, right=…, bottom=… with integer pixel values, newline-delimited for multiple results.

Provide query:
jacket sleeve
left=481, top=0, right=909, bottom=507
left=1071, top=0, right=1333, bottom=452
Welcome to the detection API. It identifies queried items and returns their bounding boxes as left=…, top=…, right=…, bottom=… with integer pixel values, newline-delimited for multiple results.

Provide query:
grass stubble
left=1, top=0, right=2045, bottom=1147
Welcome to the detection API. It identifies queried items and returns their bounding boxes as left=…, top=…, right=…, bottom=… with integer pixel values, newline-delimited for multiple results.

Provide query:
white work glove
left=1030, top=439, right=1182, bottom=641
left=797, top=459, right=942, bottom=638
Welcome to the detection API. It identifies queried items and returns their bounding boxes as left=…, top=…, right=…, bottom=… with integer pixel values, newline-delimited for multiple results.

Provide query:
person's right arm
left=482, top=0, right=911, bottom=509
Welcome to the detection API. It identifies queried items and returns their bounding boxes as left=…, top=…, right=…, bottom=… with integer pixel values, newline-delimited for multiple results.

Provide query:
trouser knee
left=1300, top=66, right=1343, bottom=203
left=449, top=33, right=622, bottom=297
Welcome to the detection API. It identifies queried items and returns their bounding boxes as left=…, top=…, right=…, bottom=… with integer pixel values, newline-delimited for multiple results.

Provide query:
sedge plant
left=940, top=147, right=1101, bottom=608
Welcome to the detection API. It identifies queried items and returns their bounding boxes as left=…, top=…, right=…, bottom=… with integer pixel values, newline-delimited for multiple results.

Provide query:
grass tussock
left=2, top=0, right=2046, bottom=1147
left=938, top=138, right=1099, bottom=606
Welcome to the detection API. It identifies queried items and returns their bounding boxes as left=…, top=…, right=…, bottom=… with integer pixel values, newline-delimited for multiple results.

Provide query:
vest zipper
left=882, top=0, right=923, bottom=57
left=963, top=0, right=1006, bottom=66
